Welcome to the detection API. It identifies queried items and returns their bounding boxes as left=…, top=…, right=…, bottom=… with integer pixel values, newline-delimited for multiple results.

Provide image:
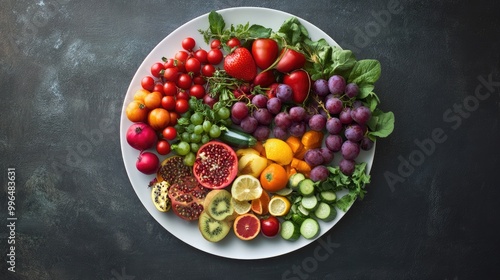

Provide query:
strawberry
left=223, top=47, right=257, bottom=82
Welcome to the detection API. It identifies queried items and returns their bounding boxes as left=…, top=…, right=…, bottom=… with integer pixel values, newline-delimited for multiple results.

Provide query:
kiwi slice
left=151, top=181, right=170, bottom=212
left=203, top=189, right=236, bottom=221
left=198, top=211, right=231, bottom=242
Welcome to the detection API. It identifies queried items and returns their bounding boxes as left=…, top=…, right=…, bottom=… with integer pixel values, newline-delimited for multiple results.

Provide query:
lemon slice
left=232, top=198, right=252, bottom=215
left=268, top=195, right=291, bottom=216
left=231, top=175, right=263, bottom=201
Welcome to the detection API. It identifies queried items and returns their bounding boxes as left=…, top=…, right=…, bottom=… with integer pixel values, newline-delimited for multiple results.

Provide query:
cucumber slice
left=298, top=179, right=315, bottom=196
left=300, top=218, right=320, bottom=239
left=297, top=204, right=310, bottom=217
left=288, top=173, right=306, bottom=190
left=275, top=187, right=293, bottom=196
left=301, top=195, right=318, bottom=211
left=291, top=213, right=307, bottom=226
left=313, top=202, right=337, bottom=222
left=280, top=220, right=300, bottom=241
left=319, top=191, right=337, bottom=204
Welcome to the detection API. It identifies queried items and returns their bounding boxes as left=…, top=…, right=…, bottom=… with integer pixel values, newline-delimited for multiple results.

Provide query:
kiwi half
left=198, top=211, right=231, bottom=242
left=203, top=189, right=236, bottom=221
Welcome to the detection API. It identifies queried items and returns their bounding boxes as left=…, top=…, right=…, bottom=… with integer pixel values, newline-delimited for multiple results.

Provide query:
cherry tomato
left=201, top=64, right=216, bottom=77
left=150, top=62, right=165, bottom=78
left=148, top=108, right=170, bottom=131
left=185, top=57, right=201, bottom=73
left=176, top=73, right=192, bottom=90
left=207, top=48, right=223, bottom=65
left=126, top=100, right=148, bottom=122
left=133, top=89, right=149, bottom=102
left=175, top=50, right=190, bottom=63
left=144, top=91, right=163, bottom=109
left=156, top=140, right=171, bottom=155
left=175, top=60, right=185, bottom=73
left=194, top=49, right=208, bottom=64
left=162, top=126, right=177, bottom=141
left=163, top=81, right=177, bottom=96
left=161, top=95, right=176, bottom=111
left=193, top=75, right=206, bottom=85
left=163, top=67, right=179, bottom=82
left=181, top=37, right=196, bottom=51
left=153, top=83, right=164, bottom=94
left=189, top=84, right=205, bottom=99
left=261, top=216, right=280, bottom=238
left=210, top=39, right=221, bottom=49
left=141, top=76, right=155, bottom=91
left=169, top=111, right=179, bottom=125
left=163, top=58, right=175, bottom=68
left=175, top=99, right=189, bottom=114
left=176, top=90, right=189, bottom=100
left=227, top=37, right=241, bottom=48
left=251, top=38, right=279, bottom=70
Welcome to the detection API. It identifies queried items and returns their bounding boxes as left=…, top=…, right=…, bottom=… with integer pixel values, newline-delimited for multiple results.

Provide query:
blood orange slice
left=233, top=213, right=261, bottom=241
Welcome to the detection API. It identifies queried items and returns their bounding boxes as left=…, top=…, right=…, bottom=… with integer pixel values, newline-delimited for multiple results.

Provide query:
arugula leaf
left=325, top=163, right=371, bottom=212
left=367, top=109, right=395, bottom=139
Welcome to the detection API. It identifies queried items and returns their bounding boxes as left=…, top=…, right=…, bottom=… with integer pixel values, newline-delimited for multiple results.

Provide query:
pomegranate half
left=193, top=141, right=238, bottom=190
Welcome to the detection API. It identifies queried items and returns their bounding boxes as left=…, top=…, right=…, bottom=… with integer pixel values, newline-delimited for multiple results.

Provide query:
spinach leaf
left=367, top=109, right=395, bottom=139
left=348, top=59, right=381, bottom=85
left=276, top=17, right=310, bottom=46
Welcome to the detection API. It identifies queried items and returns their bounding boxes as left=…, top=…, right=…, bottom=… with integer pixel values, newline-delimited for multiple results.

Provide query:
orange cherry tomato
left=148, top=108, right=170, bottom=131
left=126, top=100, right=148, bottom=122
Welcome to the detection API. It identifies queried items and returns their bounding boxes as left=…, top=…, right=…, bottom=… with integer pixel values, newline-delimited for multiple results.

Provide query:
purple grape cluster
left=311, top=75, right=374, bottom=175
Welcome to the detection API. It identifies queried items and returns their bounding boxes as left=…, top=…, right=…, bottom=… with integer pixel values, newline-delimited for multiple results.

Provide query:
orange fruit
left=251, top=190, right=270, bottom=215
left=233, top=213, right=261, bottom=241
left=263, top=138, right=293, bottom=165
left=260, top=163, right=288, bottom=192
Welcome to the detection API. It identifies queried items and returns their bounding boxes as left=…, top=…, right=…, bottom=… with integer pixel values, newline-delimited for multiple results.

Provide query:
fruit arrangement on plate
left=123, top=10, right=394, bottom=243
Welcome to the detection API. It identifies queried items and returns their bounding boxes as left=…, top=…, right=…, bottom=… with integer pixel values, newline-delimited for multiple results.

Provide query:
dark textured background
left=1, top=0, right=500, bottom=279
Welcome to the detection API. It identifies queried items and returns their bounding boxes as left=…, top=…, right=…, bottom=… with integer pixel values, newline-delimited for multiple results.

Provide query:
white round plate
left=120, top=7, right=374, bottom=259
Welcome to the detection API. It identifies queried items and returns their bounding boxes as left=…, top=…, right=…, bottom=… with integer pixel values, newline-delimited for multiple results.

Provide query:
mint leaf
left=247, top=24, right=272, bottom=39
left=330, top=47, right=357, bottom=77
left=277, top=17, right=310, bottom=46
left=209, top=10, right=225, bottom=35
left=348, top=59, right=381, bottom=85
left=367, top=109, right=395, bottom=138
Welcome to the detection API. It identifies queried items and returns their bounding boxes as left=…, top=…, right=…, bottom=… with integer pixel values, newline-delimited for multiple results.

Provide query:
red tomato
left=176, top=73, right=192, bottom=90
left=275, top=48, right=306, bottom=73
left=153, top=83, right=164, bottom=94
left=175, top=50, right=190, bottom=62
left=156, top=140, right=171, bottom=155
left=161, top=95, right=176, bottom=111
left=194, top=49, right=208, bottom=64
left=260, top=216, right=280, bottom=238
left=163, top=67, right=179, bottom=82
left=201, top=64, right=216, bottom=77
left=163, top=81, right=177, bottom=96
left=207, top=49, right=223, bottom=65
left=150, top=62, right=165, bottom=78
left=169, top=111, right=179, bottom=125
left=141, top=76, right=155, bottom=91
left=192, top=75, right=206, bottom=85
left=175, top=99, right=189, bottom=114
left=176, top=90, right=189, bottom=100
left=181, top=37, right=196, bottom=51
left=162, top=126, right=177, bottom=141
left=210, top=39, right=221, bottom=49
left=227, top=37, right=241, bottom=48
left=185, top=57, right=201, bottom=73
left=251, top=38, right=279, bottom=70
left=189, top=84, right=205, bottom=99
left=163, top=58, right=175, bottom=68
